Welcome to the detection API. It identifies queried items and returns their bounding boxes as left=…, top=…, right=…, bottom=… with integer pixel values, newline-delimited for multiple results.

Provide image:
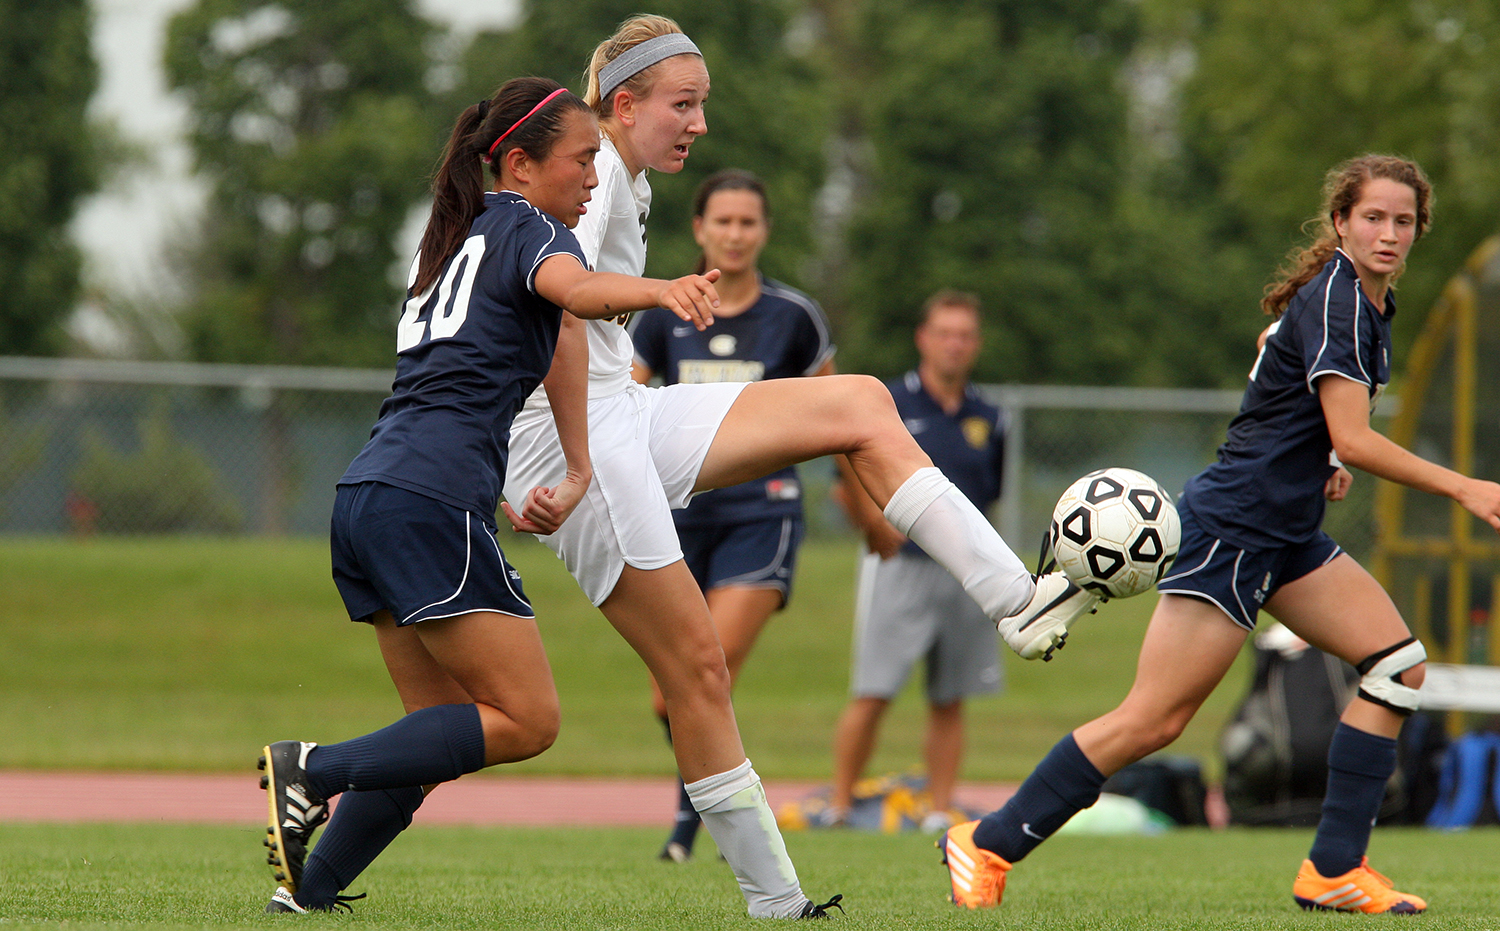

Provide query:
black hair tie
left=476, top=99, right=490, bottom=120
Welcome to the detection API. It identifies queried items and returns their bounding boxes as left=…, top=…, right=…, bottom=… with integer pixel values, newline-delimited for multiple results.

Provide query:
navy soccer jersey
left=889, top=371, right=1006, bottom=558
left=1183, top=248, right=1394, bottom=549
left=340, top=191, right=587, bottom=517
left=629, top=277, right=834, bottom=528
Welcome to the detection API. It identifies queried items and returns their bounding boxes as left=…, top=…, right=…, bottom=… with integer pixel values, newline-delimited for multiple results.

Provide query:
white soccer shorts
left=503, top=381, right=747, bottom=606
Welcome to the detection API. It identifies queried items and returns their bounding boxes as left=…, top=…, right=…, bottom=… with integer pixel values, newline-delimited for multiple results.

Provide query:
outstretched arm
left=533, top=255, right=720, bottom=329
left=1319, top=375, right=1500, bottom=530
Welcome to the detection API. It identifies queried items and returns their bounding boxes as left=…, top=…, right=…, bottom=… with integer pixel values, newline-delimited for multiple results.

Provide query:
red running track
left=0, top=772, right=1015, bottom=826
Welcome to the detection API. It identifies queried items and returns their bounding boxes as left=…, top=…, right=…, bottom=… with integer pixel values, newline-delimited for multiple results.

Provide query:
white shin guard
left=685, top=760, right=807, bottom=918
left=884, top=467, right=1033, bottom=619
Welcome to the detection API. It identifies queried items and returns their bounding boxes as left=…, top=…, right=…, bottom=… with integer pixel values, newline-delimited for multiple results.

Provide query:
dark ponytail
left=414, top=77, right=592, bottom=295
left=690, top=169, right=769, bottom=275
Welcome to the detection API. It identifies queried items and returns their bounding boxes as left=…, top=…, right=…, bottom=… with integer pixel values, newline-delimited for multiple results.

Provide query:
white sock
left=685, top=760, right=807, bottom=918
left=884, top=467, right=1034, bottom=619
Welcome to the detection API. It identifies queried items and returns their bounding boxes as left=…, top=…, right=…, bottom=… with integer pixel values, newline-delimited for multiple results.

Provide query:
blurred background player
left=939, top=154, right=1500, bottom=914
left=826, top=291, right=1006, bottom=834
left=629, top=168, right=836, bottom=863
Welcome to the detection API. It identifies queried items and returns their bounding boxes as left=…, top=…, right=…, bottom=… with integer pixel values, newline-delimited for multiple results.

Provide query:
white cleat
left=996, top=571, right=1101, bottom=661
left=265, top=887, right=307, bottom=914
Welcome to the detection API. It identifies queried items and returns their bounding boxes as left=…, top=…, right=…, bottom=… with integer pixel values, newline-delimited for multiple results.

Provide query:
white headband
left=598, top=33, right=702, bottom=99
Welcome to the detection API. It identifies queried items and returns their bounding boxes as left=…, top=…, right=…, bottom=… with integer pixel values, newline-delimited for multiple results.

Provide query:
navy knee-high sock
left=305, top=703, right=486, bottom=799
left=294, top=786, right=424, bottom=909
left=971, top=733, right=1106, bottom=863
left=668, top=777, right=703, bottom=849
left=1308, top=723, right=1397, bottom=878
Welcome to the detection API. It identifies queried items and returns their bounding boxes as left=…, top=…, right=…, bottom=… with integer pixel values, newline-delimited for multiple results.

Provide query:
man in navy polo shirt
left=826, top=290, right=1007, bottom=832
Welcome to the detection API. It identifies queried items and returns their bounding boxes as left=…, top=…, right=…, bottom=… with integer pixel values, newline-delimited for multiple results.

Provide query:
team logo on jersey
left=708, top=334, right=738, bottom=356
left=766, top=478, right=801, bottom=501
left=961, top=417, right=991, bottom=449
left=678, top=359, right=765, bottom=383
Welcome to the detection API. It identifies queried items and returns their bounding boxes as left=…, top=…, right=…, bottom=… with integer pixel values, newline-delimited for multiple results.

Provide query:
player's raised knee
left=843, top=373, right=898, bottom=412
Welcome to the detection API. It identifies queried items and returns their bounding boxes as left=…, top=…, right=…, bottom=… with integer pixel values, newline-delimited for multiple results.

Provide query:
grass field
left=3, top=823, right=1496, bottom=930
left=6, top=536, right=1498, bottom=929
left=1, top=534, right=1250, bottom=781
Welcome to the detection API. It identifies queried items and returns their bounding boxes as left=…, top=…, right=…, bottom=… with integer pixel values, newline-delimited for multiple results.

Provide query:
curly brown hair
left=1261, top=155, right=1432, bottom=319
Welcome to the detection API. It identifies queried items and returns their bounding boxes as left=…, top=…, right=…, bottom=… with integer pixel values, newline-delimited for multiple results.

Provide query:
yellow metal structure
left=1372, top=237, right=1500, bottom=729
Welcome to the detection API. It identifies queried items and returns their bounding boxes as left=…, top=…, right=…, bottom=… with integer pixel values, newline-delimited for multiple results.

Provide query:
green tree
left=163, top=0, right=440, bottom=366
left=834, top=0, right=1196, bottom=385
left=446, top=2, right=1275, bottom=387
left=1166, top=0, right=1500, bottom=356
left=447, top=1, right=829, bottom=292
left=0, top=0, right=98, bottom=356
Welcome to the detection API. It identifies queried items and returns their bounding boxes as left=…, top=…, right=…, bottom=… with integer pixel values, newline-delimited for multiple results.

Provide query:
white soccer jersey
left=523, top=136, right=649, bottom=410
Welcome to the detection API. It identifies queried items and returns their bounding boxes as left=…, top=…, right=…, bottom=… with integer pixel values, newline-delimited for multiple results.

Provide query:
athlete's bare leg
left=700, top=375, right=1034, bottom=628
left=1264, top=554, right=1423, bottom=738
left=601, top=563, right=745, bottom=780
left=1072, top=593, right=1247, bottom=775
left=830, top=696, right=890, bottom=812
left=603, top=562, right=809, bottom=917
left=279, top=609, right=562, bottom=908
left=649, top=585, right=783, bottom=718
left=925, top=699, right=964, bottom=813
left=697, top=375, right=929, bottom=504
left=373, top=610, right=560, bottom=766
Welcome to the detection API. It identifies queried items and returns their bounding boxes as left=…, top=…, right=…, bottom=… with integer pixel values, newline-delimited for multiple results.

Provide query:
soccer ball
left=1049, top=468, right=1181, bottom=599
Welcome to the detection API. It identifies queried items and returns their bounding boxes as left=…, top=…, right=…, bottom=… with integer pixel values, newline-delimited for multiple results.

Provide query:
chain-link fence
left=0, top=358, right=389, bottom=537
left=0, top=357, right=1393, bottom=561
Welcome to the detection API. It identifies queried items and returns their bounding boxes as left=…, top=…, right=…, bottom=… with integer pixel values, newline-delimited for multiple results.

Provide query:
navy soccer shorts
left=1157, top=502, right=1342, bottom=631
left=330, top=481, right=534, bottom=626
left=675, top=515, right=805, bottom=606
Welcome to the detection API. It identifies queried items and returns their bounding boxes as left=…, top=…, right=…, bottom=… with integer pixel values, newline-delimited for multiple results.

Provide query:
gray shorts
left=850, top=551, right=1003, bottom=705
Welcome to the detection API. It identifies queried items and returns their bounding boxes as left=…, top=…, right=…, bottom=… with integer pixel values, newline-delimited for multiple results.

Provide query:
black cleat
left=798, top=894, right=844, bottom=918
left=259, top=741, right=328, bottom=895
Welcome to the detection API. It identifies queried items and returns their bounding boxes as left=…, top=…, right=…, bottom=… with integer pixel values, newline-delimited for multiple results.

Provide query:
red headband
left=485, top=88, right=569, bottom=161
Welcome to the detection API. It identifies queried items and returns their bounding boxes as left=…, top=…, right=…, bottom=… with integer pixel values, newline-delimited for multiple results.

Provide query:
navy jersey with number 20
left=340, top=191, right=588, bottom=517
left=1183, top=248, right=1394, bottom=549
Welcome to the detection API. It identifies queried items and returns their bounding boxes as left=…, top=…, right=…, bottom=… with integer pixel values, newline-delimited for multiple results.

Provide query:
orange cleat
left=938, top=820, right=1012, bottom=908
left=1293, top=858, right=1427, bottom=914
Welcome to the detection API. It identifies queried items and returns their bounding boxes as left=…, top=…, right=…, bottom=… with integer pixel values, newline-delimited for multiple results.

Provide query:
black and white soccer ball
left=1049, top=467, right=1181, bottom=600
